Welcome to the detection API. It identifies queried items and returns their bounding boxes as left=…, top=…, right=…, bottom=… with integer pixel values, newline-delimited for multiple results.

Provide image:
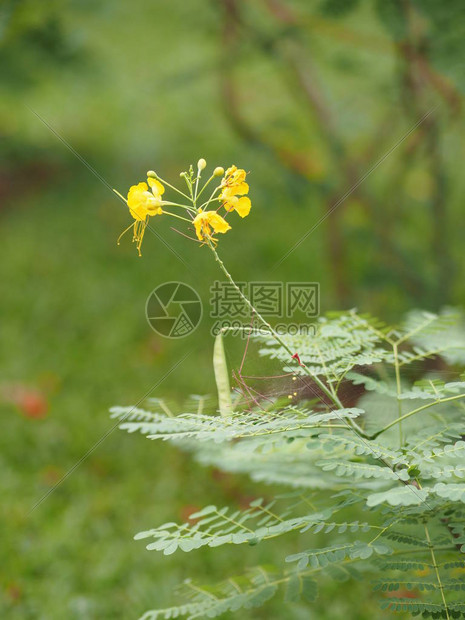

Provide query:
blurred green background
left=1, top=0, right=464, bottom=618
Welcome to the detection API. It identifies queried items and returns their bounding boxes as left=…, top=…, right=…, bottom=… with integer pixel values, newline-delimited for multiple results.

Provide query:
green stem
left=162, top=201, right=196, bottom=211
left=249, top=544, right=456, bottom=591
left=369, top=519, right=399, bottom=545
left=196, top=174, right=216, bottom=202
left=393, top=343, right=403, bottom=446
left=161, top=211, right=191, bottom=223
left=153, top=174, right=191, bottom=201
left=424, top=524, right=450, bottom=620
left=391, top=545, right=455, bottom=556
left=194, top=173, right=201, bottom=204
left=208, top=244, right=369, bottom=438
left=370, top=392, right=465, bottom=439
left=200, top=189, right=221, bottom=211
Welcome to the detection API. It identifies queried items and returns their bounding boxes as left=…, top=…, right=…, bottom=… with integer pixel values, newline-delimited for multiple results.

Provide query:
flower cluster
left=219, top=165, right=251, bottom=218
left=115, top=160, right=251, bottom=255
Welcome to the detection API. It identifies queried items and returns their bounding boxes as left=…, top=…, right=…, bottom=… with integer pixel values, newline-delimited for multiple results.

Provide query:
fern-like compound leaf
left=140, top=567, right=281, bottom=619
left=111, top=406, right=362, bottom=442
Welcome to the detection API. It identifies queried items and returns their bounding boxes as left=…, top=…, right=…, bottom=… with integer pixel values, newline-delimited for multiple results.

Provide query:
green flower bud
left=197, top=158, right=207, bottom=171
left=213, top=166, right=225, bottom=177
left=147, top=170, right=157, bottom=178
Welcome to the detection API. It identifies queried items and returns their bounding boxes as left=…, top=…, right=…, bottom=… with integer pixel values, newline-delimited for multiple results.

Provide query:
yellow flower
left=119, top=178, right=165, bottom=256
left=193, top=210, right=231, bottom=245
left=221, top=165, right=248, bottom=192
left=127, top=179, right=164, bottom=221
left=219, top=165, right=251, bottom=218
left=221, top=193, right=251, bottom=218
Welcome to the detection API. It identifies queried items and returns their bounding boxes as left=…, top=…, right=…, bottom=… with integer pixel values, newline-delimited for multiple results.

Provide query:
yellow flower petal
left=127, top=182, right=148, bottom=205
left=127, top=182, right=163, bottom=220
left=219, top=186, right=234, bottom=201
left=147, top=177, right=165, bottom=196
left=221, top=194, right=251, bottom=218
left=193, top=210, right=231, bottom=243
left=220, top=165, right=249, bottom=220
left=220, top=182, right=248, bottom=201
left=224, top=165, right=237, bottom=178
left=127, top=184, right=149, bottom=221
left=209, top=212, right=232, bottom=234
left=145, top=204, right=163, bottom=216
left=235, top=181, right=249, bottom=195
left=233, top=196, right=251, bottom=218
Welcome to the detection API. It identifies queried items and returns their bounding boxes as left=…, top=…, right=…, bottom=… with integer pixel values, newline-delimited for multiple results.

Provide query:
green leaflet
left=255, top=310, right=392, bottom=379
left=286, top=540, right=392, bottom=570
left=135, top=499, right=338, bottom=554
left=316, top=460, right=409, bottom=481
left=380, top=598, right=465, bottom=618
left=139, top=567, right=280, bottom=619
left=432, top=482, right=465, bottom=503
left=366, top=485, right=430, bottom=507
left=284, top=574, right=318, bottom=603
left=114, top=405, right=362, bottom=442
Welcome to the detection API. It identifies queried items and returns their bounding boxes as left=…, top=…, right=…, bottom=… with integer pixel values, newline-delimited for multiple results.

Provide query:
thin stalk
left=196, top=174, right=216, bottom=202
left=153, top=174, right=191, bottom=201
left=185, top=176, right=194, bottom=204
left=393, top=343, right=403, bottom=445
left=208, top=244, right=370, bottom=440
left=200, top=188, right=221, bottom=211
left=162, top=201, right=196, bottom=211
left=194, top=174, right=201, bottom=204
left=391, top=545, right=455, bottom=556
left=314, top=342, right=338, bottom=399
left=370, top=392, right=465, bottom=439
left=424, top=524, right=450, bottom=620
left=245, top=544, right=456, bottom=590
left=161, top=211, right=191, bottom=223
left=369, top=519, right=399, bottom=545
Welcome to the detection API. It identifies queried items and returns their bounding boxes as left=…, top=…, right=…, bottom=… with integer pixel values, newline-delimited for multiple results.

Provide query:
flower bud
left=147, top=170, right=157, bottom=178
left=197, top=158, right=207, bottom=171
left=213, top=166, right=224, bottom=177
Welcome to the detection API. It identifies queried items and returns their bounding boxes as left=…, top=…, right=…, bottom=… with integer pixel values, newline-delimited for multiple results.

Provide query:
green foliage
left=115, top=309, right=465, bottom=618
left=0, top=0, right=85, bottom=91
left=256, top=310, right=392, bottom=380
left=110, top=404, right=363, bottom=442
left=139, top=567, right=281, bottom=619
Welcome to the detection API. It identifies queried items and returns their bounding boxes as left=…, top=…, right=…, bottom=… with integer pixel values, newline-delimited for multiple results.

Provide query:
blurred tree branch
left=397, top=0, right=456, bottom=304
left=217, top=0, right=434, bottom=304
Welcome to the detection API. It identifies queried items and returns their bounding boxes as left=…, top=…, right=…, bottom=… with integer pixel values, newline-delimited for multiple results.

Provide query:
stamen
left=117, top=221, right=135, bottom=245
left=113, top=188, right=127, bottom=203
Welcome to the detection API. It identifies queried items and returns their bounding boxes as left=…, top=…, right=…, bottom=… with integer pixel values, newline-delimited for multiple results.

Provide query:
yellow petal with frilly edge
left=193, top=211, right=231, bottom=242
left=233, top=196, right=251, bottom=218
left=147, top=177, right=165, bottom=196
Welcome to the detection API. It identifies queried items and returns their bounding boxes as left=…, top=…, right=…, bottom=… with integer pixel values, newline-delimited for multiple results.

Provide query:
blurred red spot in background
left=40, top=466, right=63, bottom=486
left=2, top=384, right=49, bottom=419
left=5, top=582, right=22, bottom=603
left=180, top=504, right=201, bottom=523
left=385, top=589, right=419, bottom=600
